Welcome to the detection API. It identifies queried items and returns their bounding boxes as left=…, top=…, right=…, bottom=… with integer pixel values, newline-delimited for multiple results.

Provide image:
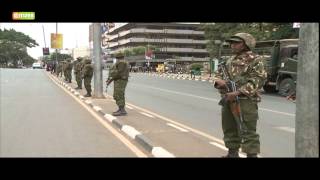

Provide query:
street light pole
left=56, top=23, right=58, bottom=63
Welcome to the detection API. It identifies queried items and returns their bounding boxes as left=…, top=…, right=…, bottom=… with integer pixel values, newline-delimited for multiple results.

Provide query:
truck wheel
left=263, top=84, right=277, bottom=93
left=278, top=78, right=295, bottom=97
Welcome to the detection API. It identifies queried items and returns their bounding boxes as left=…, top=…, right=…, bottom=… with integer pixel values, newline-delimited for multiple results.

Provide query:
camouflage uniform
left=109, top=54, right=129, bottom=116
left=74, top=57, right=83, bottom=89
left=65, top=59, right=73, bottom=83
left=82, top=58, right=93, bottom=97
left=56, top=61, right=63, bottom=77
left=213, top=33, right=267, bottom=157
left=62, top=60, right=68, bottom=81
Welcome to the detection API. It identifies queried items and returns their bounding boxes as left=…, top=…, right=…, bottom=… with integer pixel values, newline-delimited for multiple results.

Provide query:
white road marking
left=152, top=147, right=175, bottom=157
left=209, top=142, right=228, bottom=151
left=274, top=126, right=295, bottom=133
left=130, top=83, right=295, bottom=117
left=202, top=80, right=206, bottom=82
left=126, top=105, right=134, bottom=110
left=167, top=123, right=189, bottom=132
left=121, top=125, right=141, bottom=139
left=140, top=112, right=154, bottom=118
left=260, top=108, right=295, bottom=117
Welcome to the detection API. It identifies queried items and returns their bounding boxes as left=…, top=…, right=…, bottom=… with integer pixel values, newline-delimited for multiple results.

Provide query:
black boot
left=84, top=92, right=91, bottom=97
left=112, top=106, right=127, bottom=116
left=120, top=106, right=127, bottom=115
left=112, top=106, right=121, bottom=116
left=222, top=149, right=240, bottom=158
left=247, top=154, right=258, bottom=158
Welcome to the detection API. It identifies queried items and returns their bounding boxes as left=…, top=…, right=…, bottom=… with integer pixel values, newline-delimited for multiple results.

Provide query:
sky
left=0, top=23, right=91, bottom=59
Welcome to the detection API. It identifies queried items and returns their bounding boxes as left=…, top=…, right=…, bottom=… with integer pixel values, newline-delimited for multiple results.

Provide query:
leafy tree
left=190, top=63, right=203, bottom=71
left=0, top=28, right=39, bottom=67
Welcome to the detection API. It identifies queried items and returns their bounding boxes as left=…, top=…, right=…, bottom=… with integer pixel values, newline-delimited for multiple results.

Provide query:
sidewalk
left=48, top=72, right=244, bottom=157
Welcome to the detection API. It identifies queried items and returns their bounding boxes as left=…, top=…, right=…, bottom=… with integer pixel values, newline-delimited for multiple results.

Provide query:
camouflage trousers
left=56, top=69, right=62, bottom=77
left=221, top=98, right=260, bottom=154
left=63, top=70, right=68, bottom=80
left=66, top=70, right=72, bottom=82
left=113, top=79, right=128, bottom=107
left=84, top=77, right=92, bottom=94
left=74, top=72, right=82, bottom=88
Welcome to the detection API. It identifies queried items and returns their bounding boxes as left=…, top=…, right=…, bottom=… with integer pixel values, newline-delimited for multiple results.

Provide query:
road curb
left=136, top=72, right=213, bottom=82
left=49, top=73, right=175, bottom=157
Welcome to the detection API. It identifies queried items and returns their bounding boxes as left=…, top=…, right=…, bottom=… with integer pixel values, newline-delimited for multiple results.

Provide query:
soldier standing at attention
left=82, top=58, right=93, bottom=97
left=106, top=54, right=129, bottom=116
left=65, top=58, right=73, bottom=83
left=56, top=61, right=63, bottom=77
left=213, top=33, right=267, bottom=158
left=74, top=57, right=83, bottom=89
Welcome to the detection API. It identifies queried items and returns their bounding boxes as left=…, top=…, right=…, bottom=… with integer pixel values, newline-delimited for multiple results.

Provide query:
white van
left=32, top=62, right=42, bottom=69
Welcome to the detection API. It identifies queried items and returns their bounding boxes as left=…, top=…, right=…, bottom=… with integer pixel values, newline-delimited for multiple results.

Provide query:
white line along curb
left=85, top=100, right=92, bottom=104
left=104, top=113, right=117, bottom=122
left=167, top=123, right=189, bottom=132
left=121, top=125, right=141, bottom=139
left=74, top=92, right=80, bottom=96
left=79, top=95, right=84, bottom=99
left=152, top=147, right=175, bottom=157
left=126, top=105, right=134, bottom=110
left=140, top=112, right=154, bottom=118
left=93, top=106, right=102, bottom=112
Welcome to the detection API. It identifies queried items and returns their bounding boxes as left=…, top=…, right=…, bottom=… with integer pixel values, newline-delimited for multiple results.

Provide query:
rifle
left=105, top=78, right=113, bottom=93
left=217, top=61, right=247, bottom=137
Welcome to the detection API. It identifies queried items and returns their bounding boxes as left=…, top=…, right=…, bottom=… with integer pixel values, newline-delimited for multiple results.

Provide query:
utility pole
left=295, top=23, right=319, bottom=157
left=55, top=23, right=58, bottom=63
left=92, top=23, right=104, bottom=98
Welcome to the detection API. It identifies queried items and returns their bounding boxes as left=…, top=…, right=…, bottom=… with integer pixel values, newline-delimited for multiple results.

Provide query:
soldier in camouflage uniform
left=82, top=58, right=93, bottom=97
left=65, top=58, right=73, bottom=83
left=62, top=60, right=68, bottom=81
left=74, top=57, right=83, bottom=89
left=107, top=54, right=129, bottom=116
left=213, top=33, right=267, bottom=158
left=56, top=61, right=63, bottom=77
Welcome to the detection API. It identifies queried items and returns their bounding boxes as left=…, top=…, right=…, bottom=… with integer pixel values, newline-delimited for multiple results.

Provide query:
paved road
left=103, top=71, right=295, bottom=157
left=0, top=69, right=141, bottom=157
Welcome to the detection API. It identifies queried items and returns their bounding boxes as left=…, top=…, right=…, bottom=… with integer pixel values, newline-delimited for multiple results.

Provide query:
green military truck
left=254, top=39, right=298, bottom=96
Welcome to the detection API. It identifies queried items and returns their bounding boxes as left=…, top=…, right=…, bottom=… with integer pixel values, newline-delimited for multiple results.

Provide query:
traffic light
left=43, top=48, right=49, bottom=55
